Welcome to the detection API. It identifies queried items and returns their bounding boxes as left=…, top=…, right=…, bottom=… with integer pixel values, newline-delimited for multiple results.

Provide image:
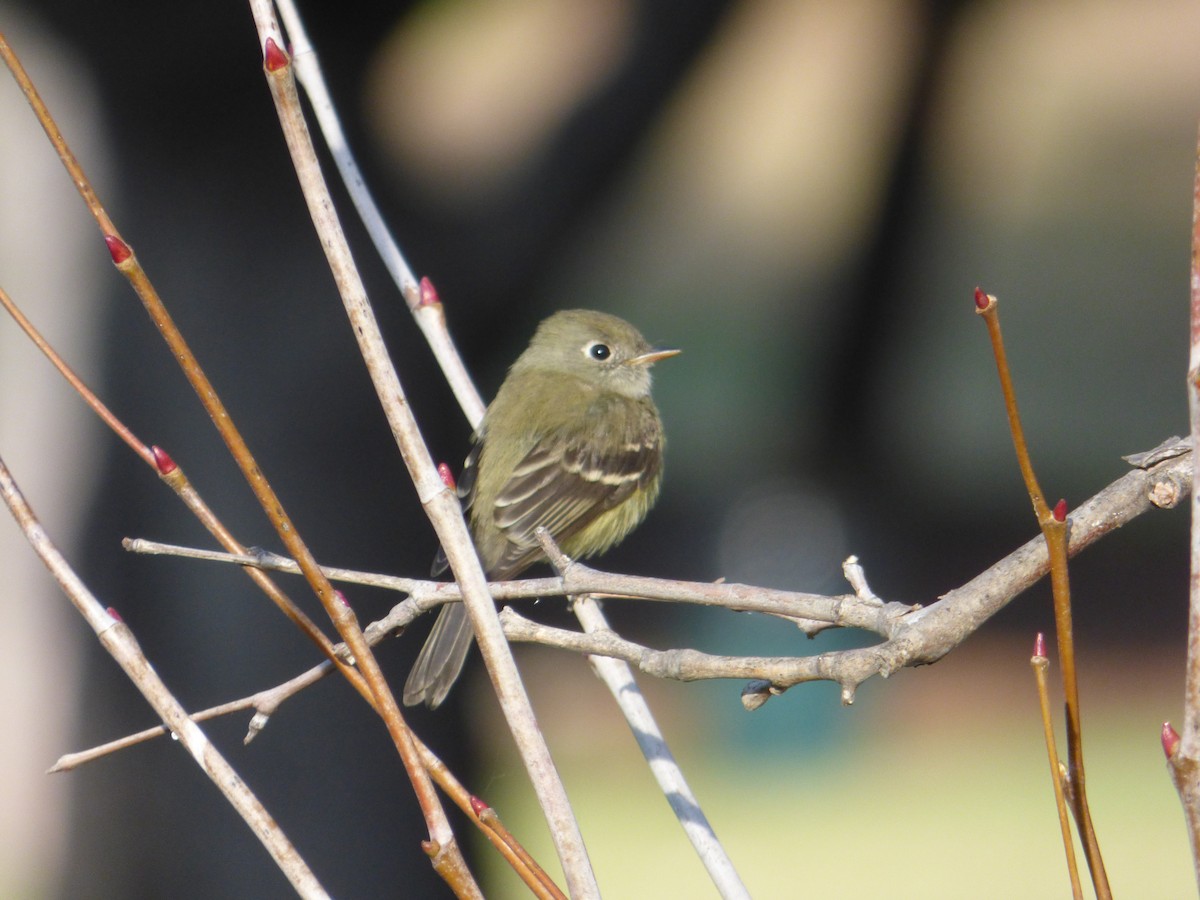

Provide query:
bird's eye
left=586, top=342, right=612, bottom=361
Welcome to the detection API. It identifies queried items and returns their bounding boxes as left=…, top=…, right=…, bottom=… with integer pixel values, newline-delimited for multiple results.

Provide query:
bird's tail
left=402, top=601, right=475, bottom=709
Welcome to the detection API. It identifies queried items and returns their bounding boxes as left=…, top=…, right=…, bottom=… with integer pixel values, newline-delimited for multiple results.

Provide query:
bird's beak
left=628, top=347, right=681, bottom=366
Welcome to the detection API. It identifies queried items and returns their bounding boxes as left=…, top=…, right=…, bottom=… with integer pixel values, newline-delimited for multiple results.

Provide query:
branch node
left=841, top=555, right=883, bottom=606
left=739, top=680, right=777, bottom=711
left=1149, top=476, right=1185, bottom=509
left=244, top=711, right=270, bottom=745
left=534, top=527, right=575, bottom=575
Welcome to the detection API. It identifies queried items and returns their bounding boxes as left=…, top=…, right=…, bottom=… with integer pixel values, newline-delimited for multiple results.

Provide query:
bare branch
left=57, top=438, right=1190, bottom=795
left=121, top=442, right=1193, bottom=721
left=0, top=453, right=328, bottom=897
left=512, top=446, right=1191, bottom=707
left=572, top=595, right=751, bottom=899
left=1171, top=116, right=1200, bottom=888
left=265, top=5, right=737, bottom=889
left=246, top=7, right=593, bottom=891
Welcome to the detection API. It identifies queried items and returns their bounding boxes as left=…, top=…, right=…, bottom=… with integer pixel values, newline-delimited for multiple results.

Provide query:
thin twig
left=248, top=6, right=591, bottom=893
left=247, top=20, right=480, bottom=896
left=471, top=798, right=567, bottom=900
left=123, top=536, right=911, bottom=635
left=976, top=288, right=1109, bottom=897
left=1031, top=633, right=1083, bottom=899
left=571, top=594, right=751, bottom=899
left=267, top=6, right=739, bottom=890
left=1174, top=118, right=1200, bottom=888
left=0, top=281, right=372, bottom=702
left=0, top=284, right=154, bottom=467
left=3, top=15, right=453, bottom=859
left=272, top=0, right=486, bottom=427
left=0, top=453, right=328, bottom=898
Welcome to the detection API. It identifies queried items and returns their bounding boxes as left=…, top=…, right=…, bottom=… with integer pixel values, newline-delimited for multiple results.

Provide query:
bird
left=403, top=309, right=678, bottom=708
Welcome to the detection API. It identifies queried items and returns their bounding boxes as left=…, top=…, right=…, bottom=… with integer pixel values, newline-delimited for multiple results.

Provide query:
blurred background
left=1, top=0, right=1197, bottom=896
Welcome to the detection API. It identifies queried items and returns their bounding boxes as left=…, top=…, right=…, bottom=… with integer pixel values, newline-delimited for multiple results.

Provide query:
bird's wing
left=486, top=429, right=660, bottom=577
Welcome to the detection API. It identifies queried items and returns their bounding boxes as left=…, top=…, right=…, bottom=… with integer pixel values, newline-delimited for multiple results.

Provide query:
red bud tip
left=105, top=235, right=132, bottom=264
left=973, top=286, right=989, bottom=309
left=263, top=37, right=290, bottom=72
left=1033, top=632, right=1047, bottom=658
left=437, top=462, right=456, bottom=490
left=150, top=445, right=178, bottom=475
left=106, top=606, right=123, bottom=622
left=469, top=795, right=489, bottom=816
left=1163, top=721, right=1181, bottom=759
left=418, top=276, right=441, bottom=308
left=1053, top=499, right=1067, bottom=522
left=333, top=590, right=349, bottom=607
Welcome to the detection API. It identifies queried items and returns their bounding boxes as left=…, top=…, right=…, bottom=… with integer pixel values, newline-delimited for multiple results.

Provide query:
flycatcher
left=403, top=309, right=679, bottom=708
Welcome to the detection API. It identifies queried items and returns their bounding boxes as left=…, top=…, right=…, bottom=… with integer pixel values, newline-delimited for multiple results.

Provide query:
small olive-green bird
left=403, top=309, right=679, bottom=709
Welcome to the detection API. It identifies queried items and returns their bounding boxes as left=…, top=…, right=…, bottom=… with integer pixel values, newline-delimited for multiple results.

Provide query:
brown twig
left=0, top=282, right=372, bottom=704
left=470, top=797, right=566, bottom=900
left=1031, top=633, right=1083, bottom=899
left=0, top=284, right=153, bottom=467
left=405, top=751, right=561, bottom=899
left=975, top=287, right=1109, bottom=897
left=0, top=24, right=470, bottom=891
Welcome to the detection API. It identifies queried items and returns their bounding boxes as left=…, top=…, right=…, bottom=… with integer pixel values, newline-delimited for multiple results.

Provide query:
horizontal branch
left=500, top=607, right=846, bottom=683
left=98, top=440, right=1190, bottom=748
left=124, top=539, right=915, bottom=638
left=525, top=439, right=1188, bottom=709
